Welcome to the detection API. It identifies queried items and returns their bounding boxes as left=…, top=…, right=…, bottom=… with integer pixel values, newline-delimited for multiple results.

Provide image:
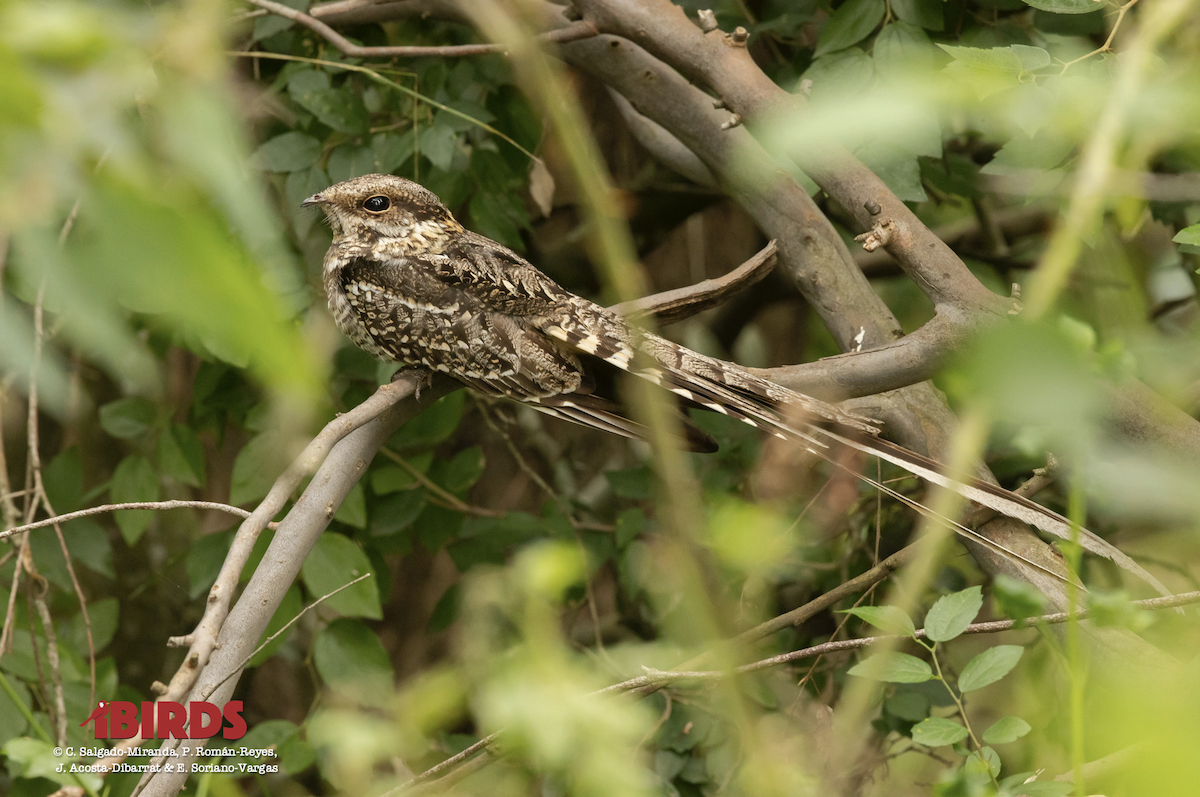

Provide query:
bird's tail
left=540, top=302, right=1172, bottom=597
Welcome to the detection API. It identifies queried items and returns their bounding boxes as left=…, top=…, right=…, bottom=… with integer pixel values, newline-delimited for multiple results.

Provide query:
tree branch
left=136, top=371, right=447, bottom=797
left=608, top=240, right=778, bottom=325
left=0, top=501, right=262, bottom=543
left=573, top=0, right=1006, bottom=315
left=95, top=376, right=446, bottom=782
left=244, top=0, right=597, bottom=58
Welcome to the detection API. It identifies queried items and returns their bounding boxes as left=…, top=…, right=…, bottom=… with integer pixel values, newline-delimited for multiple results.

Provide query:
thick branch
left=138, top=372, right=446, bottom=797
left=574, top=0, right=1006, bottom=315
left=606, top=89, right=716, bottom=188
left=95, top=378, right=441, bottom=776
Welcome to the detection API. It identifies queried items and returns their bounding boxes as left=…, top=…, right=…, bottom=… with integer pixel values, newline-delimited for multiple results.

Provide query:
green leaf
left=159, top=423, right=205, bottom=488
left=251, top=131, right=323, bottom=172
left=2, top=737, right=103, bottom=790
left=187, top=529, right=233, bottom=599
left=288, top=70, right=369, bottom=135
left=885, top=691, right=929, bottom=722
left=369, top=490, right=426, bottom=540
left=286, top=165, right=330, bottom=238
left=326, top=143, right=375, bottom=184
left=372, top=131, right=415, bottom=173
left=428, top=583, right=461, bottom=633
left=432, top=446, right=486, bottom=494
left=415, top=502, right=465, bottom=553
left=227, top=719, right=299, bottom=766
left=606, top=466, right=656, bottom=499
left=815, top=0, right=886, bottom=57
left=804, top=48, right=876, bottom=103
left=313, top=617, right=395, bottom=700
left=0, top=677, right=31, bottom=746
left=973, top=745, right=1001, bottom=777
left=29, top=519, right=115, bottom=590
left=301, top=533, right=381, bottom=619
left=468, top=189, right=528, bottom=250
left=371, top=452, right=433, bottom=494
left=980, top=132, right=1073, bottom=175
left=111, top=454, right=158, bottom=545
left=42, top=448, right=84, bottom=512
left=983, top=715, right=1032, bottom=744
left=421, top=118, right=459, bottom=171
left=615, top=508, right=646, bottom=549
left=923, top=586, right=983, bottom=642
left=874, top=22, right=935, bottom=76
left=959, top=644, right=1024, bottom=692
left=389, top=390, right=465, bottom=449
left=856, top=142, right=927, bottom=202
left=992, top=574, right=1047, bottom=627
left=847, top=652, right=933, bottom=683
left=890, top=0, right=943, bottom=30
left=278, top=732, right=318, bottom=775
left=333, top=482, right=367, bottom=529
left=911, top=717, right=970, bottom=747
left=99, top=396, right=156, bottom=438
left=230, top=432, right=285, bottom=506
left=249, top=586, right=303, bottom=667
left=1020, top=0, right=1102, bottom=14
left=1172, top=224, right=1200, bottom=246
left=841, top=605, right=916, bottom=637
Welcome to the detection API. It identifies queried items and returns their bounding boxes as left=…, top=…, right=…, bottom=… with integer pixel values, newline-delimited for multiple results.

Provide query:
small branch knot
left=697, top=9, right=718, bottom=31
left=797, top=78, right=813, bottom=96
left=720, top=113, right=743, bottom=130
left=864, top=199, right=882, bottom=216
left=166, top=634, right=193, bottom=648
left=712, top=98, right=727, bottom=109
left=854, top=219, right=896, bottom=252
left=151, top=681, right=168, bottom=695
left=727, top=26, right=749, bottom=46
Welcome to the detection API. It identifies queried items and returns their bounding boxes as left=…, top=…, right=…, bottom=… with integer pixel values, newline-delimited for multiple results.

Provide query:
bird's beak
left=302, top=193, right=327, bottom=207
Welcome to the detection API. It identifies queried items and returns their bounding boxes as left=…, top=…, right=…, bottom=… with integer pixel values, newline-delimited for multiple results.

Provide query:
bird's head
left=303, top=174, right=462, bottom=248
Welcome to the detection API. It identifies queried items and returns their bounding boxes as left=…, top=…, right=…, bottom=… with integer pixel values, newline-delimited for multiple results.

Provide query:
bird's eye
left=363, top=195, right=391, bottom=213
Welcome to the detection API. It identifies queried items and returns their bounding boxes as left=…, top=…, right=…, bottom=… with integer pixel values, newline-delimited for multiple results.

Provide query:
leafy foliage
left=2, top=1, right=1200, bottom=796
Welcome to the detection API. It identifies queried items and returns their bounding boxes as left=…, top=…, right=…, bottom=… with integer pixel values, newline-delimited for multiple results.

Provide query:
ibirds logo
left=80, top=701, right=247, bottom=740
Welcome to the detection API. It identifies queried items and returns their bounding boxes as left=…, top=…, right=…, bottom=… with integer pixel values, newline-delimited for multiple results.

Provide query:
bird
left=304, top=173, right=1168, bottom=594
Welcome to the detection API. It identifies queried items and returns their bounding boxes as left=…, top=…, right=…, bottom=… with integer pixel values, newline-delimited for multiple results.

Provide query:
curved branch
left=608, top=240, right=778, bottom=325
left=750, top=307, right=976, bottom=399
left=94, top=377, right=443, bottom=780
left=573, top=0, right=1007, bottom=315
left=245, top=0, right=597, bottom=58
left=137, top=372, right=448, bottom=797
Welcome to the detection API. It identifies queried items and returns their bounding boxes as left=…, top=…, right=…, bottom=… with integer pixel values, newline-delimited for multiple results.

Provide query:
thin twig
left=0, top=500, right=265, bottom=542
left=398, top=588, right=1200, bottom=790
left=1058, top=0, right=1141, bottom=72
left=598, top=589, right=1200, bottom=692
left=33, top=588, right=68, bottom=745
left=242, top=0, right=597, bottom=57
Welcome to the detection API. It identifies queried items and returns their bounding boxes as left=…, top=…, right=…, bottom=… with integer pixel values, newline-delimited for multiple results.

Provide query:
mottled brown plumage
left=304, top=173, right=1171, bottom=595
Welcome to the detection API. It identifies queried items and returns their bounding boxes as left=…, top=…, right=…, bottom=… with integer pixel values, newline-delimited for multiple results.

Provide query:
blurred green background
left=3, top=0, right=1200, bottom=796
